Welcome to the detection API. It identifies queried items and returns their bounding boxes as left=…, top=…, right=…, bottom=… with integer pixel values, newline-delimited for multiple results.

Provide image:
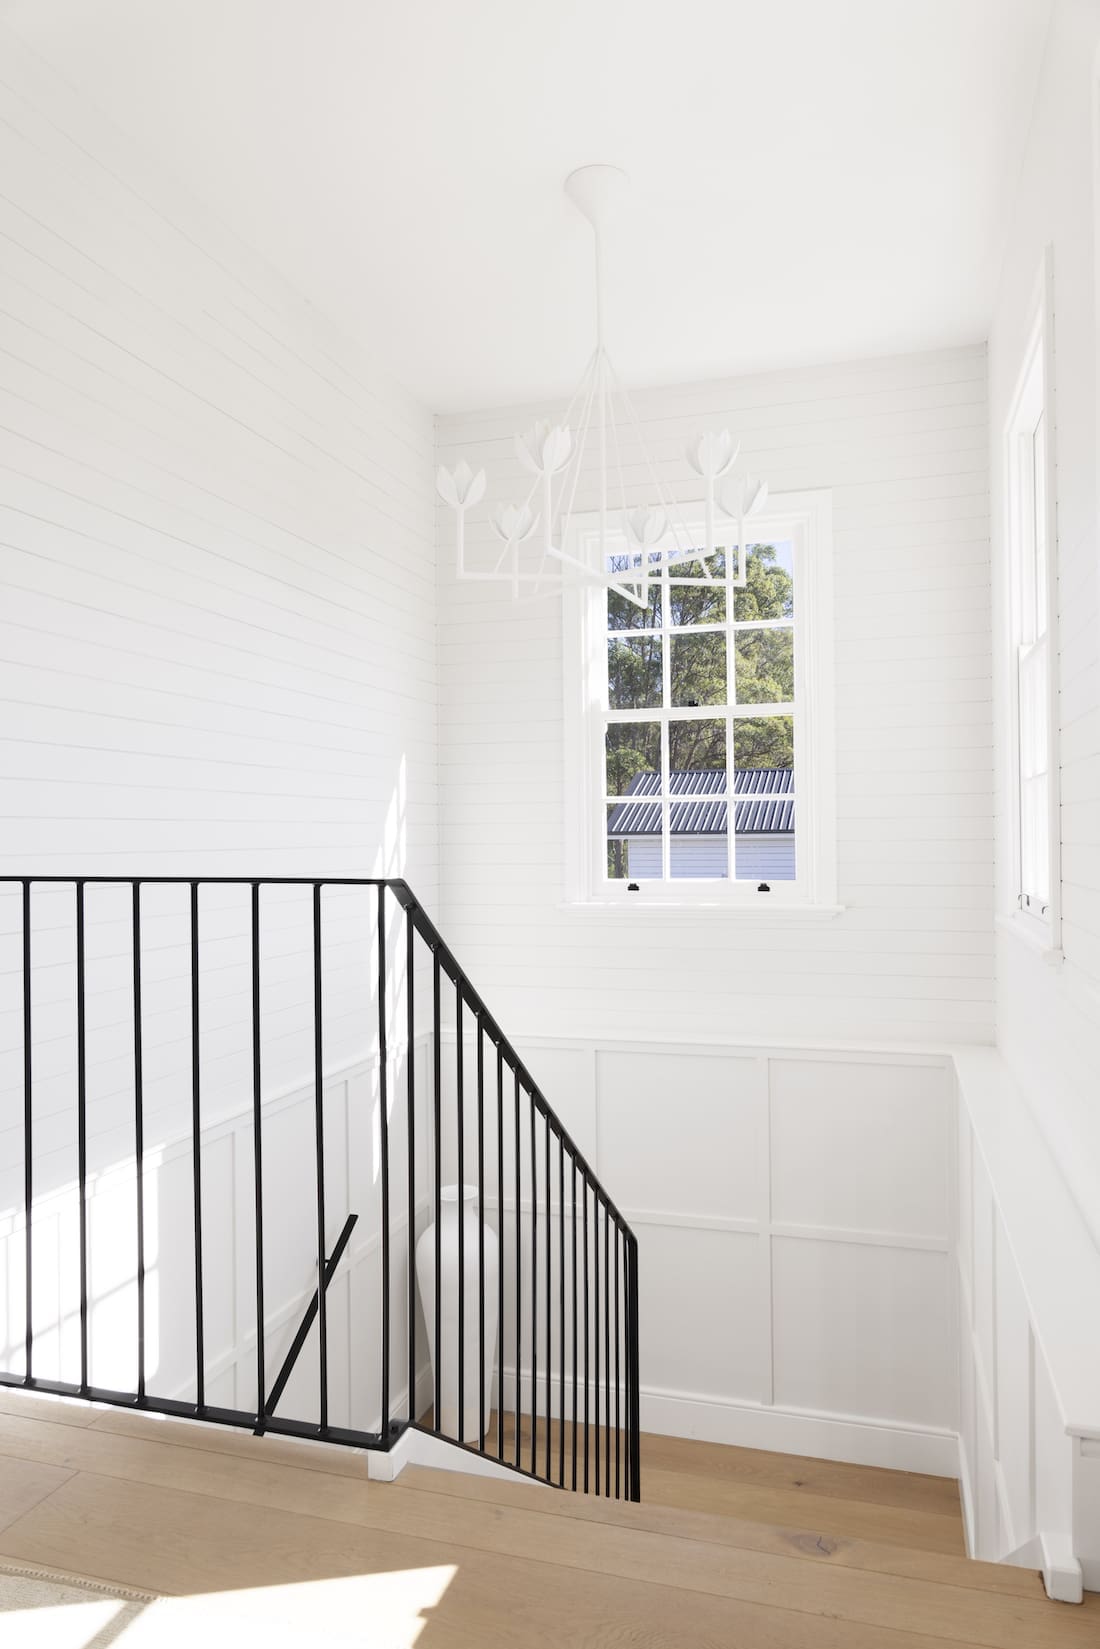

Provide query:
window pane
left=606, top=804, right=661, bottom=881
left=608, top=581, right=662, bottom=630
left=606, top=721, right=661, bottom=796
left=671, top=823, right=727, bottom=879
left=669, top=719, right=725, bottom=784
left=733, top=717, right=795, bottom=882
left=608, top=636, right=662, bottom=709
left=734, top=541, right=794, bottom=621
left=668, top=580, right=726, bottom=627
left=735, top=802, right=795, bottom=882
left=733, top=715, right=793, bottom=775
left=734, top=626, right=794, bottom=704
left=671, top=632, right=726, bottom=706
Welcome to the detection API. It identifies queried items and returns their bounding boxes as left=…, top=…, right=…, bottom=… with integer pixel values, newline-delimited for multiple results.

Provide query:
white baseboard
left=641, top=1387, right=959, bottom=1477
left=493, top=1362, right=958, bottom=1477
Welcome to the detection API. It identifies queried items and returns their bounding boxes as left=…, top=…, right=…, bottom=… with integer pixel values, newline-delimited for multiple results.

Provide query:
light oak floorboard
left=639, top=1431, right=963, bottom=1519
left=0, top=1470, right=1002, bottom=1649
left=89, top=1403, right=372, bottom=1479
left=0, top=1388, right=102, bottom=1428
left=0, top=1455, right=74, bottom=1534
left=397, top=1466, right=1044, bottom=1601
left=0, top=1416, right=1094, bottom=1646
left=642, top=1463, right=967, bottom=1556
left=491, top=1410, right=964, bottom=1551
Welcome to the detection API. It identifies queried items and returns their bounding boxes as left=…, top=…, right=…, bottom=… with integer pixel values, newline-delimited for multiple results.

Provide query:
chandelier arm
left=555, top=346, right=600, bottom=433
left=606, top=367, right=642, bottom=596
left=552, top=348, right=602, bottom=566
left=606, top=360, right=694, bottom=563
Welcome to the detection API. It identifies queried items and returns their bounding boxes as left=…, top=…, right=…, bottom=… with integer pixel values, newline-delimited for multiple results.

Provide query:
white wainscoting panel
left=955, top=1048, right=1100, bottom=1596
left=442, top=1027, right=958, bottom=1475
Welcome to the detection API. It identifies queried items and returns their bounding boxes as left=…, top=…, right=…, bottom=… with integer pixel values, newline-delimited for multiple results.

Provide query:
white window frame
left=563, top=488, right=836, bottom=911
left=1004, top=251, right=1061, bottom=953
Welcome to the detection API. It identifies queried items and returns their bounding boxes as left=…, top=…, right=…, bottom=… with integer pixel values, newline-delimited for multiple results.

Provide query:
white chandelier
left=436, top=165, right=769, bottom=608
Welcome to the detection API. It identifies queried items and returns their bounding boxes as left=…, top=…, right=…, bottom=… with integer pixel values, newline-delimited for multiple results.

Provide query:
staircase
left=0, top=1387, right=1092, bottom=1644
left=1, top=875, right=639, bottom=1497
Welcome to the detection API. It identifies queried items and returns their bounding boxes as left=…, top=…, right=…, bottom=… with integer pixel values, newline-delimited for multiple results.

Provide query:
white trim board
left=953, top=1047, right=1100, bottom=1442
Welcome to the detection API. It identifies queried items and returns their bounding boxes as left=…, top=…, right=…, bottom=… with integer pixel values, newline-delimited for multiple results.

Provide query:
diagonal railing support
left=258, top=1212, right=358, bottom=1432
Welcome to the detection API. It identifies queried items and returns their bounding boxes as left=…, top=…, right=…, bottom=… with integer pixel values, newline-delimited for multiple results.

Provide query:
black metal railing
left=0, top=877, right=640, bottom=1500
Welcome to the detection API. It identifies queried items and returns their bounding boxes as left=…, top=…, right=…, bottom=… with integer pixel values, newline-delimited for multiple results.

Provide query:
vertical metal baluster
left=456, top=986, right=465, bottom=1443
left=582, top=1174, right=589, bottom=1493
left=190, top=882, right=205, bottom=1410
left=614, top=1220, right=621, bottom=1499
left=571, top=1157, right=578, bottom=1491
left=604, top=1203, right=611, bottom=1495
left=22, top=882, right=33, bottom=1382
left=628, top=1233, right=641, bottom=1502
left=476, top=1021, right=486, bottom=1449
left=132, top=883, right=145, bottom=1400
left=313, top=885, right=328, bottom=1433
left=544, top=1113, right=551, bottom=1483
left=529, top=1088, right=537, bottom=1477
left=559, top=1133, right=565, bottom=1487
left=251, top=884, right=265, bottom=1426
left=593, top=1185, right=600, bottom=1496
left=377, top=887, right=390, bottom=1442
left=432, top=951, right=442, bottom=1429
left=496, top=1043, right=505, bottom=1461
left=513, top=1068, right=521, bottom=1471
left=405, top=907, right=416, bottom=1423
left=75, top=882, right=88, bottom=1395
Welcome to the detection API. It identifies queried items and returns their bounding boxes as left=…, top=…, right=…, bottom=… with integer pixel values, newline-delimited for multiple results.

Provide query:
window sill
left=559, top=899, right=845, bottom=920
left=995, top=911, right=1062, bottom=966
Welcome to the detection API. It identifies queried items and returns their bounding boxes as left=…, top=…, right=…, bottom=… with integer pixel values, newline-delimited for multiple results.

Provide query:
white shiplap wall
left=437, top=347, right=993, bottom=1044
left=0, top=29, right=437, bottom=1263
left=989, top=0, right=1100, bottom=1250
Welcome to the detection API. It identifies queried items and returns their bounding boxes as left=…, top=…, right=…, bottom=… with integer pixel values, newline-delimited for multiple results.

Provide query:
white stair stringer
left=366, top=1427, right=550, bottom=1488
left=1002, top=1532, right=1084, bottom=1604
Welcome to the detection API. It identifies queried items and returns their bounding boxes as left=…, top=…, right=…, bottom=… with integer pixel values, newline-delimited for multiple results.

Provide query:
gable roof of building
left=606, top=769, right=793, bottom=837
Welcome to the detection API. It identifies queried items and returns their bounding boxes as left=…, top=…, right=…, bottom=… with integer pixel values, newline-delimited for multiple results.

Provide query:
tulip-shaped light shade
left=685, top=429, right=741, bottom=561
left=437, top=460, right=488, bottom=578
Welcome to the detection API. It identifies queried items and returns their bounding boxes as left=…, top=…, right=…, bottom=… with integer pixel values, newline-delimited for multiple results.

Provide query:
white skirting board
left=641, top=1388, right=959, bottom=1477
left=488, top=1365, right=957, bottom=1478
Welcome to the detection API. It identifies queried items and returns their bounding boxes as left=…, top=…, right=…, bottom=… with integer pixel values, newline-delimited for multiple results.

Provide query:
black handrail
left=1, top=876, right=641, bottom=1500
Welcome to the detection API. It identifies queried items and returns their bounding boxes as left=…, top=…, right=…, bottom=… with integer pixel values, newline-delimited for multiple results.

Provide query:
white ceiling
left=4, top=0, right=1052, bottom=412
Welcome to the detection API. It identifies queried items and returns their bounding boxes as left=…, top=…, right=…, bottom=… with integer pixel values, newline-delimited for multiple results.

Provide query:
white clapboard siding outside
left=621, top=835, right=795, bottom=881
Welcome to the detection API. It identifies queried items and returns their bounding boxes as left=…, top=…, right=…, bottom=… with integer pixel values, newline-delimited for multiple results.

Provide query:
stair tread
left=398, top=1463, right=1040, bottom=1599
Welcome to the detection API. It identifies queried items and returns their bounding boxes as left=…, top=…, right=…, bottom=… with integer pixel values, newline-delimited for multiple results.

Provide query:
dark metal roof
left=607, top=769, right=793, bottom=836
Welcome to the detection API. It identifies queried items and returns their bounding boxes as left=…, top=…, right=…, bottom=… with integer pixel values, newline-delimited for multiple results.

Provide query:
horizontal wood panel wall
left=988, top=0, right=1100, bottom=1249
left=0, top=33, right=438, bottom=1164
left=436, top=347, right=993, bottom=1043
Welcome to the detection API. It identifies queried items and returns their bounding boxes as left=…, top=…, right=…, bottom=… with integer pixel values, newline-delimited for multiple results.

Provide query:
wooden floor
left=0, top=1387, right=1095, bottom=1647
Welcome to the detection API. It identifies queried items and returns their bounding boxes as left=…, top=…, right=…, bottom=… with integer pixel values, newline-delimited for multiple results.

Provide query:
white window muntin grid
left=602, top=536, right=797, bottom=885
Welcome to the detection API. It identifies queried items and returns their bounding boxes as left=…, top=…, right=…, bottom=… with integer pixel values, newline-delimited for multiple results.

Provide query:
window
left=564, top=491, right=835, bottom=908
left=1006, top=292, right=1058, bottom=943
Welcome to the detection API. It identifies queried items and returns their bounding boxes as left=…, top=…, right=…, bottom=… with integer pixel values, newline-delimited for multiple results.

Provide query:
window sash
left=602, top=543, right=797, bottom=888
